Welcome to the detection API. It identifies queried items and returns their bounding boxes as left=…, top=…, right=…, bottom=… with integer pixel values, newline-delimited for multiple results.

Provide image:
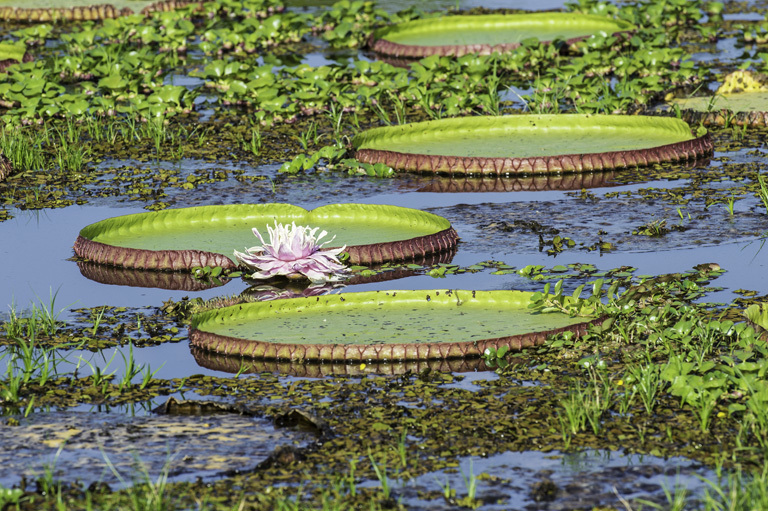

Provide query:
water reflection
left=77, top=261, right=229, bottom=291
left=190, top=346, right=489, bottom=377
left=406, top=171, right=622, bottom=193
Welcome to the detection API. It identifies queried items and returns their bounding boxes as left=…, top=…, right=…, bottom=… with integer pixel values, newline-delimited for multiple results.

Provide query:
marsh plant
left=3, top=288, right=71, bottom=339
left=0, top=127, right=46, bottom=171
left=757, top=173, right=768, bottom=214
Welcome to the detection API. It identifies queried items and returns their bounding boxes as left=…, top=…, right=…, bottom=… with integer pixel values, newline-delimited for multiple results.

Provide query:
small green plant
left=101, top=447, right=175, bottom=511
left=296, top=121, right=320, bottom=150
left=757, top=173, right=768, bottom=214
left=242, top=127, right=262, bottom=156
left=702, top=462, right=768, bottom=510
left=191, top=265, right=229, bottom=284
left=528, top=278, right=613, bottom=318
left=633, top=219, right=678, bottom=237
left=367, top=450, right=390, bottom=499
left=458, top=458, right=479, bottom=508
left=0, top=486, right=24, bottom=508
left=90, top=306, right=106, bottom=336
left=393, top=427, right=408, bottom=468
left=624, top=361, right=663, bottom=416
left=436, top=476, right=456, bottom=501
left=482, top=345, right=511, bottom=372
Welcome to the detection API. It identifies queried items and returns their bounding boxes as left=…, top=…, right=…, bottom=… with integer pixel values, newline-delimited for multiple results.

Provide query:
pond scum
left=2, top=0, right=768, bottom=509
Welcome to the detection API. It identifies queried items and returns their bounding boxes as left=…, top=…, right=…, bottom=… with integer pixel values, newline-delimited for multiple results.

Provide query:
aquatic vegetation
left=4, top=0, right=768, bottom=508
left=234, top=221, right=348, bottom=283
left=746, top=303, right=768, bottom=333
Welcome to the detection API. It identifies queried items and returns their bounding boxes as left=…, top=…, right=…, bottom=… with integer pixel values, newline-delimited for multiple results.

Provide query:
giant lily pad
left=73, top=203, right=458, bottom=270
left=0, top=0, right=200, bottom=21
left=189, top=289, right=599, bottom=361
left=672, top=70, right=768, bottom=127
left=369, top=13, right=635, bottom=59
left=353, top=115, right=712, bottom=175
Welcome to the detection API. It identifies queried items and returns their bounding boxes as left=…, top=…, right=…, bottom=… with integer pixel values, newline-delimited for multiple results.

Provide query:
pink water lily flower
left=234, top=221, right=348, bottom=283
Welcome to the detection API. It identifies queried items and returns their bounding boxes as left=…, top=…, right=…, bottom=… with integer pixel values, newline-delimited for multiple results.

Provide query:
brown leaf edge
left=0, top=1, right=202, bottom=22
left=355, top=133, right=713, bottom=175
left=188, top=316, right=604, bottom=362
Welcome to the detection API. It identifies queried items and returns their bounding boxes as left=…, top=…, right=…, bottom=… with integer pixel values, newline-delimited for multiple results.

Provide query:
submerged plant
left=234, top=222, right=348, bottom=283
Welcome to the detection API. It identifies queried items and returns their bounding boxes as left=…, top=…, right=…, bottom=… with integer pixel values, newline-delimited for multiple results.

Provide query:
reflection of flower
left=234, top=222, right=348, bottom=283
left=247, top=282, right=345, bottom=301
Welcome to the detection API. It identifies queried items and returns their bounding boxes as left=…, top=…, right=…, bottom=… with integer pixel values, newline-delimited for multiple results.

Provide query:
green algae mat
left=369, top=13, right=635, bottom=58
left=353, top=114, right=712, bottom=175
left=73, top=203, right=458, bottom=270
left=189, top=289, right=598, bottom=361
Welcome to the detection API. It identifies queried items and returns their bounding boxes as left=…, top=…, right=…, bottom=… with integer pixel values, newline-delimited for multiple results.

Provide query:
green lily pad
left=0, top=0, right=198, bottom=21
left=672, top=70, right=768, bottom=126
left=189, top=289, right=598, bottom=361
left=353, top=114, right=712, bottom=175
left=73, top=203, right=458, bottom=270
left=369, top=13, right=636, bottom=58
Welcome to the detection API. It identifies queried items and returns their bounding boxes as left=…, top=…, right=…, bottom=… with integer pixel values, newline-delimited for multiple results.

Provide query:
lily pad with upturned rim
left=353, top=114, right=712, bottom=175
left=369, top=13, right=636, bottom=59
left=675, top=93, right=768, bottom=127
left=73, top=203, right=458, bottom=271
left=189, top=289, right=600, bottom=362
left=672, top=70, right=768, bottom=127
left=0, top=0, right=201, bottom=21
